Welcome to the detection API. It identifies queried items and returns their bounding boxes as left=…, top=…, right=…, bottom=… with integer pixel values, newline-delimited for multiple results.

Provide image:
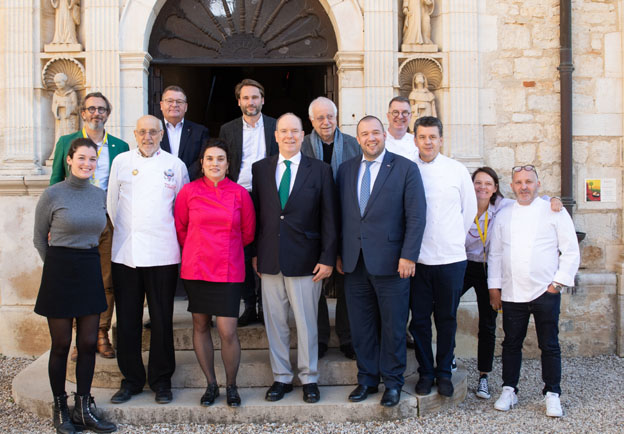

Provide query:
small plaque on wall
left=584, top=178, right=616, bottom=202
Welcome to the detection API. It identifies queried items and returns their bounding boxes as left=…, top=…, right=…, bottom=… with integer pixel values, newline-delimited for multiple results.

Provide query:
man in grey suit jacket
left=301, top=97, right=360, bottom=361
left=219, top=79, right=279, bottom=327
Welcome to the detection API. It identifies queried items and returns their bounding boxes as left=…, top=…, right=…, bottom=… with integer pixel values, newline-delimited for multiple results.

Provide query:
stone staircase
left=13, top=299, right=467, bottom=424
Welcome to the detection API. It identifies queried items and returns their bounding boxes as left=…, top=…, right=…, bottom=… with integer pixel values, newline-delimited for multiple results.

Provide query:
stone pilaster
left=335, top=51, right=365, bottom=136
left=119, top=52, right=151, bottom=144
left=0, top=0, right=40, bottom=174
left=83, top=1, right=121, bottom=136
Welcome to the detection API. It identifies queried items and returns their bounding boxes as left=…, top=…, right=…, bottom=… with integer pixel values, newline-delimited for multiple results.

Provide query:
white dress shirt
left=275, top=152, right=301, bottom=194
left=107, top=149, right=189, bottom=268
left=165, top=119, right=184, bottom=157
left=357, top=149, right=386, bottom=197
left=93, top=138, right=110, bottom=191
left=385, top=131, right=417, bottom=162
left=487, top=198, right=580, bottom=303
left=238, top=116, right=267, bottom=191
left=416, top=153, right=477, bottom=265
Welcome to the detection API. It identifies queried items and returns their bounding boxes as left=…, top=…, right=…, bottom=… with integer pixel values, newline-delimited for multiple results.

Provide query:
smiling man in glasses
left=384, top=96, right=417, bottom=161
left=487, top=165, right=579, bottom=418
left=50, top=91, right=129, bottom=362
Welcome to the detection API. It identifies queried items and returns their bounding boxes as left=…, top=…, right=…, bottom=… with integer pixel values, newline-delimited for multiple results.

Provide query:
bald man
left=107, top=115, right=189, bottom=405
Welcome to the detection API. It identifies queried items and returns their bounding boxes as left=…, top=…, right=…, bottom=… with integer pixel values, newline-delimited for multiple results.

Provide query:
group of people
left=34, top=78, right=580, bottom=434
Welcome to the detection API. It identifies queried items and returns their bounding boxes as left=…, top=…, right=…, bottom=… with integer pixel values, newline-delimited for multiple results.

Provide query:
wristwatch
left=551, top=282, right=565, bottom=292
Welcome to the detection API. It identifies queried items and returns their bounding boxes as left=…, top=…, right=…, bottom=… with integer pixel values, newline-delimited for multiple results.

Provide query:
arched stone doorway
left=146, top=0, right=339, bottom=134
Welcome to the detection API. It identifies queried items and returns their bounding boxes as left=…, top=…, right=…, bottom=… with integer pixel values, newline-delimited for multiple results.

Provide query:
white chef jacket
left=385, top=131, right=417, bottom=162
left=107, top=149, right=189, bottom=268
left=487, top=198, right=580, bottom=303
left=416, top=153, right=477, bottom=265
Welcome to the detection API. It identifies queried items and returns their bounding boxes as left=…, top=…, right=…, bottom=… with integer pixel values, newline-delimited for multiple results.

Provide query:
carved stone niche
left=41, top=57, right=85, bottom=163
left=398, top=56, right=443, bottom=130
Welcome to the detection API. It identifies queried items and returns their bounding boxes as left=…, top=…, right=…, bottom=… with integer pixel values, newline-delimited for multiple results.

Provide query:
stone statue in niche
left=409, top=72, right=437, bottom=131
left=45, top=0, right=82, bottom=52
left=401, top=0, right=437, bottom=53
left=51, top=72, right=79, bottom=157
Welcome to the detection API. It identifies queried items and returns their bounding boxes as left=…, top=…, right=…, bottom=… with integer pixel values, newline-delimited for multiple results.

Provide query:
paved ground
left=2, top=354, right=623, bottom=433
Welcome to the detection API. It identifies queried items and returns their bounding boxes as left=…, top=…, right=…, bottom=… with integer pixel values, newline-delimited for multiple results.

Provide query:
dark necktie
left=359, top=160, right=373, bottom=216
left=279, top=160, right=292, bottom=209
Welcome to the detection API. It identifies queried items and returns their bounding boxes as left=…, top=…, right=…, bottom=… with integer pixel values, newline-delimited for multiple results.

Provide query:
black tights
left=47, top=314, right=100, bottom=396
left=192, top=314, right=240, bottom=386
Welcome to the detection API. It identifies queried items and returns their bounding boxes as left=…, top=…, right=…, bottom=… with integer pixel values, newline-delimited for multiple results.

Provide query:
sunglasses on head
left=512, top=165, right=538, bottom=176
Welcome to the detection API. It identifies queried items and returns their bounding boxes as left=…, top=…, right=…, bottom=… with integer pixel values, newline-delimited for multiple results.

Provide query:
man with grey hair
left=107, top=115, right=189, bottom=405
left=301, top=96, right=361, bottom=360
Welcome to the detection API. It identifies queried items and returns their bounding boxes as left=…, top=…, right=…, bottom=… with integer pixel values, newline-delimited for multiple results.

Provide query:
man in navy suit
left=337, top=115, right=426, bottom=407
left=252, top=113, right=338, bottom=404
left=159, top=85, right=209, bottom=180
left=220, top=79, right=279, bottom=326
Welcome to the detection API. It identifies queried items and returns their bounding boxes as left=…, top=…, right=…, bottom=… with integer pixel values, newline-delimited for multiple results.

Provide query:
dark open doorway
left=149, top=64, right=336, bottom=136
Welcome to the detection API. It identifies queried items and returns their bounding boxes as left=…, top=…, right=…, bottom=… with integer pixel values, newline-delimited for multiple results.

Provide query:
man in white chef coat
left=107, top=115, right=189, bottom=405
left=487, top=165, right=579, bottom=417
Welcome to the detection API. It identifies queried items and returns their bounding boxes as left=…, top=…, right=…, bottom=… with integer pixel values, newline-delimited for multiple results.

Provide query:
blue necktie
left=359, top=161, right=373, bottom=216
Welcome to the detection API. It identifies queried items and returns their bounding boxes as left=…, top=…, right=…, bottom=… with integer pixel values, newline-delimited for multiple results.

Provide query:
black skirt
left=34, top=246, right=107, bottom=318
left=183, top=279, right=243, bottom=317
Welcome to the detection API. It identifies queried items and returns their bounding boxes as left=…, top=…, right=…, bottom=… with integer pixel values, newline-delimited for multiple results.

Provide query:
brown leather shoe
left=70, top=345, right=78, bottom=362
left=97, top=329, right=115, bottom=358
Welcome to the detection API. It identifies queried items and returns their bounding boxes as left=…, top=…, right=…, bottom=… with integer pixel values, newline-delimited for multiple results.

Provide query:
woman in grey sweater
left=34, top=138, right=116, bottom=434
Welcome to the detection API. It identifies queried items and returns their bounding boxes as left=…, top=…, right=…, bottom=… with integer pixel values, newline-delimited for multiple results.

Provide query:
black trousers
left=112, top=263, right=178, bottom=392
left=461, top=260, right=498, bottom=373
left=241, top=244, right=262, bottom=309
left=318, top=269, right=351, bottom=346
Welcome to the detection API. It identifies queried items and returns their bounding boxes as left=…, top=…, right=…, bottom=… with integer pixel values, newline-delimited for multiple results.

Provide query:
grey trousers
left=261, top=272, right=322, bottom=384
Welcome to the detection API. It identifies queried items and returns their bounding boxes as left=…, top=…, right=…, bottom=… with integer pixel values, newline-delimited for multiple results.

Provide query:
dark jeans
left=461, top=260, right=498, bottom=373
left=112, top=263, right=177, bottom=392
left=409, top=260, right=467, bottom=379
left=345, top=254, right=410, bottom=389
left=242, top=244, right=262, bottom=309
left=502, top=291, right=562, bottom=395
left=318, top=269, right=351, bottom=346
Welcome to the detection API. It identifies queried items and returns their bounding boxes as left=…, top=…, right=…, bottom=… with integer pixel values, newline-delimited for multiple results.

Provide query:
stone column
left=83, top=1, right=121, bottom=137
left=437, top=0, right=481, bottom=162
left=335, top=52, right=365, bottom=136
left=0, top=0, right=40, bottom=174
left=119, top=52, right=151, bottom=144
left=362, top=0, right=397, bottom=120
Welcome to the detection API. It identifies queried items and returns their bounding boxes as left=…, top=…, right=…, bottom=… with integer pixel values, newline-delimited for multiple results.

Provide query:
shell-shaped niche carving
left=42, top=57, right=85, bottom=90
left=398, top=56, right=442, bottom=96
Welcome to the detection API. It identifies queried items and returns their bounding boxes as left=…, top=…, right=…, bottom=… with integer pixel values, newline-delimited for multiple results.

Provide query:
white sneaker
left=545, top=392, right=563, bottom=417
left=476, top=376, right=491, bottom=399
left=494, top=386, right=518, bottom=411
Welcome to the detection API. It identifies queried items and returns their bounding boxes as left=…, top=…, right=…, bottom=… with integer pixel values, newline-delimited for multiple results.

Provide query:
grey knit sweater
left=33, top=173, right=107, bottom=261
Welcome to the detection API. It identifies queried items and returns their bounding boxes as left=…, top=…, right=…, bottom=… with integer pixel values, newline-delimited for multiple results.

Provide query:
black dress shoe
left=200, top=383, right=219, bottom=406
left=436, top=377, right=454, bottom=397
left=380, top=387, right=401, bottom=407
left=265, top=381, right=293, bottom=402
left=155, top=388, right=173, bottom=404
left=110, top=387, right=141, bottom=404
left=415, top=376, right=434, bottom=395
left=238, top=306, right=257, bottom=326
left=340, top=343, right=356, bottom=360
left=226, top=385, right=241, bottom=407
left=302, top=383, right=320, bottom=403
left=348, top=384, right=379, bottom=402
left=318, top=342, right=328, bottom=359
left=144, top=320, right=151, bottom=329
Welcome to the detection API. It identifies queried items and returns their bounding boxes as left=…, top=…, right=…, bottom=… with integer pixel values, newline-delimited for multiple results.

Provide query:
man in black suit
left=160, top=85, right=209, bottom=180
left=301, top=96, right=360, bottom=361
left=252, top=113, right=338, bottom=404
left=219, top=79, right=279, bottom=326
left=337, top=115, right=427, bottom=407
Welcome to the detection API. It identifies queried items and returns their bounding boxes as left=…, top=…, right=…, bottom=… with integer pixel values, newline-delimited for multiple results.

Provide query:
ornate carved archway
left=148, top=0, right=338, bottom=64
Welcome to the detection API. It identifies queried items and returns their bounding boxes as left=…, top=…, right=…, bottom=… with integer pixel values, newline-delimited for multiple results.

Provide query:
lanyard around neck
left=82, top=128, right=106, bottom=184
left=474, top=211, right=489, bottom=261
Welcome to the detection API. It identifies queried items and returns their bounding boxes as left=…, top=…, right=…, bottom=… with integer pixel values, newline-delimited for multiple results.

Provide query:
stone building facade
left=0, top=0, right=623, bottom=358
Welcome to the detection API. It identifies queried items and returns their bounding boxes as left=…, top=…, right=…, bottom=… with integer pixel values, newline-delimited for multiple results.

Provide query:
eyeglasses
left=313, top=114, right=335, bottom=122
left=136, top=129, right=161, bottom=137
left=390, top=110, right=411, bottom=118
left=85, top=106, right=108, bottom=114
left=512, top=165, right=538, bottom=175
left=162, top=99, right=187, bottom=106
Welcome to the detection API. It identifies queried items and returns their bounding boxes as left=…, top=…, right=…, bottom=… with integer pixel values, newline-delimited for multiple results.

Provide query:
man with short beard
left=50, top=92, right=129, bottom=361
left=219, top=79, right=279, bottom=326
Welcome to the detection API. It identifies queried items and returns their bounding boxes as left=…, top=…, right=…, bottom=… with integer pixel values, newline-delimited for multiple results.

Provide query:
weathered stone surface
left=496, top=123, right=542, bottom=143
left=515, top=143, right=537, bottom=164
left=500, top=24, right=531, bottom=49
left=486, top=147, right=515, bottom=173
left=527, top=94, right=559, bottom=112
left=500, top=88, right=526, bottom=112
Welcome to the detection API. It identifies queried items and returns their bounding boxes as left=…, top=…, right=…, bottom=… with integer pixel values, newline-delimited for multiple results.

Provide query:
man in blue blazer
left=252, top=113, right=338, bottom=404
left=159, top=85, right=209, bottom=180
left=337, top=115, right=427, bottom=407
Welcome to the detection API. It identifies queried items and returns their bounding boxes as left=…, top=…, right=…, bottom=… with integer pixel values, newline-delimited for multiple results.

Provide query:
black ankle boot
left=53, top=393, right=78, bottom=434
left=71, top=393, right=117, bottom=433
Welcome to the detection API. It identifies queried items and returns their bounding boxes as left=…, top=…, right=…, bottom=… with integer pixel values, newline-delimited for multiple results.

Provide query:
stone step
left=13, top=352, right=468, bottom=423
left=112, top=299, right=342, bottom=351
left=68, top=348, right=419, bottom=388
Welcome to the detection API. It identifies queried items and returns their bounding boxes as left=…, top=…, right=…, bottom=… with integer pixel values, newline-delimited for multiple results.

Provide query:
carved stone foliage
left=149, top=0, right=338, bottom=63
